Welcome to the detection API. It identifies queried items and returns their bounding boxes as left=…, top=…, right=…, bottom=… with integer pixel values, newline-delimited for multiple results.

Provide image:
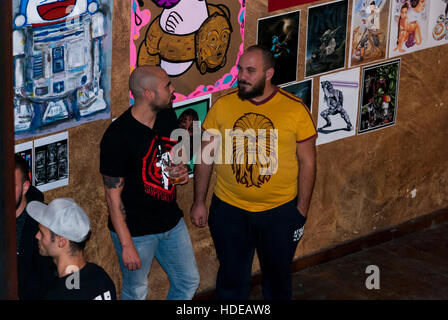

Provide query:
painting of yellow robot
left=131, top=0, right=246, bottom=103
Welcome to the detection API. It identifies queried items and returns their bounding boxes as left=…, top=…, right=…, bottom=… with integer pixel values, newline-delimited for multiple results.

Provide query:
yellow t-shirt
left=202, top=87, right=317, bottom=212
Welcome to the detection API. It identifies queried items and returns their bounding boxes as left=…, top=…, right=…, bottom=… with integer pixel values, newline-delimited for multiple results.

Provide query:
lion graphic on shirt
left=230, top=113, right=278, bottom=188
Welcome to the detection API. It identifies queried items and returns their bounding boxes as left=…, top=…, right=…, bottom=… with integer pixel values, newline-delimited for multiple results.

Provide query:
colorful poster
left=257, top=10, right=300, bottom=86
left=316, top=68, right=360, bottom=145
left=131, top=0, right=245, bottom=103
left=172, top=94, right=211, bottom=177
left=281, top=79, right=313, bottom=112
left=305, top=0, right=349, bottom=78
left=358, top=59, right=400, bottom=134
left=427, top=0, right=448, bottom=47
left=349, top=0, right=390, bottom=67
left=388, top=0, right=429, bottom=57
left=33, top=132, right=69, bottom=192
left=12, top=0, right=113, bottom=140
left=268, top=0, right=321, bottom=12
left=15, top=141, right=34, bottom=183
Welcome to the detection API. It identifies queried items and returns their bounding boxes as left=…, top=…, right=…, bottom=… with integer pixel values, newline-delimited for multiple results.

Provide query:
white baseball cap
left=27, top=198, right=91, bottom=242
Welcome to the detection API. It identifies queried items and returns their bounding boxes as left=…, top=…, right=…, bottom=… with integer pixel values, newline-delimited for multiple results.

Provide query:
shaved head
left=129, top=66, right=167, bottom=100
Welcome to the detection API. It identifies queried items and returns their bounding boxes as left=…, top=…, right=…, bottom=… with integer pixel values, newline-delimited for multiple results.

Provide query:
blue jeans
left=110, top=218, right=200, bottom=300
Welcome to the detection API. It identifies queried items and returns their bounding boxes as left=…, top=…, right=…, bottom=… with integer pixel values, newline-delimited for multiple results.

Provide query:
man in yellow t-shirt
left=190, top=45, right=317, bottom=299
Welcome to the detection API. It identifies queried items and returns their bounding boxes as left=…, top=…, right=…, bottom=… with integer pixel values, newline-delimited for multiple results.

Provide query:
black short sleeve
left=100, top=120, right=129, bottom=178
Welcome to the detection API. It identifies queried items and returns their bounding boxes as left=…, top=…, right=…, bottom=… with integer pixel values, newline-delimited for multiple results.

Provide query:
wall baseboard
left=194, top=206, right=448, bottom=300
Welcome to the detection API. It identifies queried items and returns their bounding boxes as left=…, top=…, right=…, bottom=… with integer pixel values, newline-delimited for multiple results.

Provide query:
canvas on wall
left=12, top=0, right=113, bottom=140
left=173, top=94, right=211, bottom=176
left=427, top=0, right=448, bottom=48
left=281, top=79, right=313, bottom=112
left=257, top=10, right=300, bottom=86
left=358, top=59, right=400, bottom=134
left=349, top=0, right=390, bottom=67
left=305, top=0, right=349, bottom=78
left=388, top=0, right=429, bottom=57
left=316, top=67, right=360, bottom=146
left=131, top=0, right=246, bottom=103
left=33, top=131, right=69, bottom=192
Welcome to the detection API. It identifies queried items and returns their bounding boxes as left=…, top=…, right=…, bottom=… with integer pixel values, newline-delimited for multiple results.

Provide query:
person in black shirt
left=27, top=198, right=116, bottom=300
left=100, top=66, right=199, bottom=300
left=15, top=154, right=56, bottom=300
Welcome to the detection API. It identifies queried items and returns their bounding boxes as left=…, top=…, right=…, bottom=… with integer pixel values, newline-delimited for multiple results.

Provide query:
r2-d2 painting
left=13, top=0, right=111, bottom=137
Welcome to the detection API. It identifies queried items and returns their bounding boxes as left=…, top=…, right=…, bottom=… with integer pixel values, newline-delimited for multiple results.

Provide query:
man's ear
left=266, top=67, right=275, bottom=82
left=22, top=180, right=30, bottom=196
left=58, top=236, right=68, bottom=249
left=144, top=88, right=155, bottom=102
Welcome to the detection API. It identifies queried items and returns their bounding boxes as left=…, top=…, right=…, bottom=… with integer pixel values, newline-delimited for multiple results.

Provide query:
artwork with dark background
left=305, top=0, right=348, bottom=77
left=257, top=10, right=300, bottom=86
left=281, top=79, right=313, bottom=112
left=34, top=139, right=68, bottom=188
left=358, top=59, right=400, bottom=134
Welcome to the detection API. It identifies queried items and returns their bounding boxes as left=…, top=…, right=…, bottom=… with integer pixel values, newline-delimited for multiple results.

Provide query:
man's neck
left=251, top=83, right=277, bottom=103
left=16, top=198, right=26, bottom=218
left=131, top=102, right=157, bottom=129
left=55, top=253, right=87, bottom=278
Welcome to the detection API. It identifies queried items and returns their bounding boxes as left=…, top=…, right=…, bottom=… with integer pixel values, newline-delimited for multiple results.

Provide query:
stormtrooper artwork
left=13, top=0, right=111, bottom=138
left=320, top=81, right=353, bottom=131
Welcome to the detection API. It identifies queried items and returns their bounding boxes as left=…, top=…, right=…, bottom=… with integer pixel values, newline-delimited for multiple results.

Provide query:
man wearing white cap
left=27, top=198, right=116, bottom=300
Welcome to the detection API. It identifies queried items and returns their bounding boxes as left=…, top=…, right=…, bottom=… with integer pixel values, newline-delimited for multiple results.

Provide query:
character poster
left=427, top=0, right=448, bottom=48
left=131, top=0, right=245, bottom=104
left=305, top=0, right=349, bottom=78
left=15, top=141, right=34, bottom=183
left=12, top=0, right=113, bottom=140
left=257, top=10, right=300, bottom=86
left=281, top=79, right=313, bottom=112
left=316, top=67, right=360, bottom=146
left=358, top=59, right=400, bottom=134
left=33, top=131, right=69, bottom=192
left=388, top=0, right=429, bottom=57
left=172, top=94, right=211, bottom=177
left=268, top=0, right=321, bottom=12
left=349, top=0, right=390, bottom=67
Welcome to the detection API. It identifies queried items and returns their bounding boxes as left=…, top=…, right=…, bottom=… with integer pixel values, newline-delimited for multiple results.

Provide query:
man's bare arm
left=190, top=131, right=217, bottom=227
left=296, top=137, right=317, bottom=217
left=102, top=175, right=141, bottom=270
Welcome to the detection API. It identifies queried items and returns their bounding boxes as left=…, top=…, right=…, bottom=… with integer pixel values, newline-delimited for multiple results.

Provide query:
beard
left=152, top=94, right=174, bottom=112
left=238, top=76, right=266, bottom=100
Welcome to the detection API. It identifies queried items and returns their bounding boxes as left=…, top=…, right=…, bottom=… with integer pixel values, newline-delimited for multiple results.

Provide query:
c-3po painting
left=13, top=0, right=112, bottom=139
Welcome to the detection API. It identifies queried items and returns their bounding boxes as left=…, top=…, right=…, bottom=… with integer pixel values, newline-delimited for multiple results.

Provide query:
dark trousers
left=208, top=194, right=307, bottom=300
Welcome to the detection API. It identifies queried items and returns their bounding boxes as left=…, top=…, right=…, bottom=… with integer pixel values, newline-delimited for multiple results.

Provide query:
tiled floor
left=249, top=222, right=448, bottom=299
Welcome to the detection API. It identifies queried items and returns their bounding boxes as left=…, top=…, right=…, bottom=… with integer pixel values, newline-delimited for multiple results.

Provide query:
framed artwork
left=316, top=68, right=360, bottom=145
left=172, top=94, right=211, bottom=176
left=257, top=10, right=300, bottom=86
left=305, top=0, right=349, bottom=78
left=358, top=59, right=401, bottom=134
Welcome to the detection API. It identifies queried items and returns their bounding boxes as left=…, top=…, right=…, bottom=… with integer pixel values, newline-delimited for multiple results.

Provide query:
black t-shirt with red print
left=100, top=107, right=183, bottom=236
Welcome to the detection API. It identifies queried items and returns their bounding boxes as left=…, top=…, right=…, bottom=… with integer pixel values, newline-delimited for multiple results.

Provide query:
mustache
left=239, top=80, right=251, bottom=85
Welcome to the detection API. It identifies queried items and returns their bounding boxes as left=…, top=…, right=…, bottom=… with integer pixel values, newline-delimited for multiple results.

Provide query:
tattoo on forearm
left=103, top=175, right=124, bottom=189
